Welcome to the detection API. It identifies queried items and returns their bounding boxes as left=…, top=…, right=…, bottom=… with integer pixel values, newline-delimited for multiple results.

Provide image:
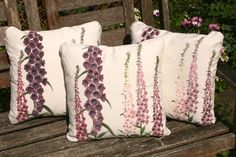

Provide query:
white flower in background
left=153, top=9, right=160, bottom=17
left=134, top=8, right=141, bottom=21
left=220, top=47, right=229, bottom=62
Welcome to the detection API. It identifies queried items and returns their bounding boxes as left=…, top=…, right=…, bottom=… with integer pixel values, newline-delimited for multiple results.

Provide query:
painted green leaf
left=46, top=80, right=53, bottom=91
left=19, top=92, right=29, bottom=98
left=96, top=131, right=108, bottom=139
left=78, top=109, right=87, bottom=114
left=19, top=56, right=29, bottom=64
left=143, top=132, right=151, bottom=136
left=102, top=122, right=116, bottom=137
left=140, top=126, right=146, bottom=136
left=21, top=35, right=28, bottom=40
left=43, top=105, right=54, bottom=115
left=105, top=98, right=112, bottom=109
left=188, top=116, right=193, bottom=123
left=78, top=71, right=88, bottom=78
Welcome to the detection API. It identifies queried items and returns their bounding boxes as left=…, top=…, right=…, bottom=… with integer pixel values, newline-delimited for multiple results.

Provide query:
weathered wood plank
left=122, top=0, right=135, bottom=34
left=0, top=120, right=67, bottom=151
left=111, top=122, right=229, bottom=157
left=159, top=0, right=170, bottom=30
left=57, top=0, right=121, bottom=11
left=3, top=0, right=21, bottom=29
left=0, top=112, right=65, bottom=135
left=0, top=1, right=7, bottom=21
left=0, top=71, right=10, bottom=88
left=23, top=0, right=41, bottom=31
left=101, top=28, right=126, bottom=46
left=0, top=26, right=7, bottom=46
left=151, top=133, right=235, bottom=157
left=0, top=121, right=195, bottom=157
left=217, top=62, right=236, bottom=91
left=0, top=52, right=9, bottom=71
left=59, top=6, right=125, bottom=28
left=44, top=0, right=61, bottom=29
left=30, top=122, right=229, bottom=157
left=140, top=0, right=154, bottom=26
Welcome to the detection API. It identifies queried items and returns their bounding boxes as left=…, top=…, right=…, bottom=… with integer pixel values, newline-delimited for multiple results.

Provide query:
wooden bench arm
left=217, top=62, right=236, bottom=131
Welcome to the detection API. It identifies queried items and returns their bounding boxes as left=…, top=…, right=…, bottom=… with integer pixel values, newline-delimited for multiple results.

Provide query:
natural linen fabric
left=5, top=21, right=102, bottom=124
left=131, top=21, right=224, bottom=125
left=60, top=39, right=170, bottom=142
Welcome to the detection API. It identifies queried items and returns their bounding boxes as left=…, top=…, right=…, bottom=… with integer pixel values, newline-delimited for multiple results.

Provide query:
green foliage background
left=168, top=0, right=236, bottom=68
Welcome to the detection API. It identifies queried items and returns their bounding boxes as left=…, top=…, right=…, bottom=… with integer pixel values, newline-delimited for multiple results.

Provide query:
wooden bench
left=0, top=0, right=235, bottom=156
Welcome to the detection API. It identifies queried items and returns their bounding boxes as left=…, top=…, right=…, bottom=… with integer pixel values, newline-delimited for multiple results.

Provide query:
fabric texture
left=60, top=38, right=170, bottom=142
left=5, top=21, right=102, bottom=124
left=131, top=21, right=224, bottom=125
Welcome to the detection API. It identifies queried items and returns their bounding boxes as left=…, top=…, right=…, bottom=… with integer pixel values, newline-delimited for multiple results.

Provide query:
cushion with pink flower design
left=5, top=21, right=102, bottom=124
left=60, top=38, right=170, bottom=142
left=131, top=21, right=224, bottom=125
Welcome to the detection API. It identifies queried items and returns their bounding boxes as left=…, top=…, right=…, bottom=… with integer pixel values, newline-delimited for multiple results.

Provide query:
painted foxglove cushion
left=5, top=21, right=102, bottom=124
left=131, top=21, right=224, bottom=125
left=60, top=39, right=171, bottom=142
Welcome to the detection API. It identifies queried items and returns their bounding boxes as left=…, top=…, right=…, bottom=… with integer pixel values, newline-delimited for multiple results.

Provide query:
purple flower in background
left=208, top=23, right=220, bottom=31
left=191, top=16, right=203, bottom=27
left=153, top=9, right=160, bottom=17
left=182, top=18, right=192, bottom=28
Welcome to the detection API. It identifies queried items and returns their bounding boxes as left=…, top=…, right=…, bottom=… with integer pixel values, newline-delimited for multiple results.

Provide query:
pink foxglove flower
left=201, top=51, right=216, bottom=125
left=174, top=43, right=190, bottom=120
left=16, top=51, right=28, bottom=122
left=136, top=44, right=149, bottom=127
left=74, top=65, right=88, bottom=140
left=185, top=37, right=204, bottom=121
left=122, top=52, right=136, bottom=135
left=152, top=56, right=164, bottom=136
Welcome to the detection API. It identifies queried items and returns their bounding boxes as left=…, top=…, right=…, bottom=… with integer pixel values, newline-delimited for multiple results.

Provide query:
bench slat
left=0, top=71, right=10, bottom=88
left=0, top=1, right=7, bottom=22
left=0, top=121, right=225, bottom=157
left=101, top=28, right=126, bottom=46
left=57, top=0, right=121, bottom=11
left=4, top=0, right=21, bottom=29
left=152, top=133, right=235, bottom=157
left=0, top=120, right=194, bottom=156
left=13, top=122, right=229, bottom=157
left=59, top=6, right=125, bottom=28
left=0, top=52, right=9, bottom=71
left=23, top=0, right=41, bottom=31
left=0, top=112, right=65, bottom=135
left=111, top=122, right=229, bottom=157
left=140, top=0, right=154, bottom=26
left=0, top=26, right=7, bottom=46
left=0, top=120, right=66, bottom=151
left=122, top=0, right=135, bottom=34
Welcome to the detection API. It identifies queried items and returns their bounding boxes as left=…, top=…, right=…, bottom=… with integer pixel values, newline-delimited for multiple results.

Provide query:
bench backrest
left=44, top=0, right=135, bottom=46
left=0, top=0, right=41, bottom=89
left=0, top=0, right=170, bottom=90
